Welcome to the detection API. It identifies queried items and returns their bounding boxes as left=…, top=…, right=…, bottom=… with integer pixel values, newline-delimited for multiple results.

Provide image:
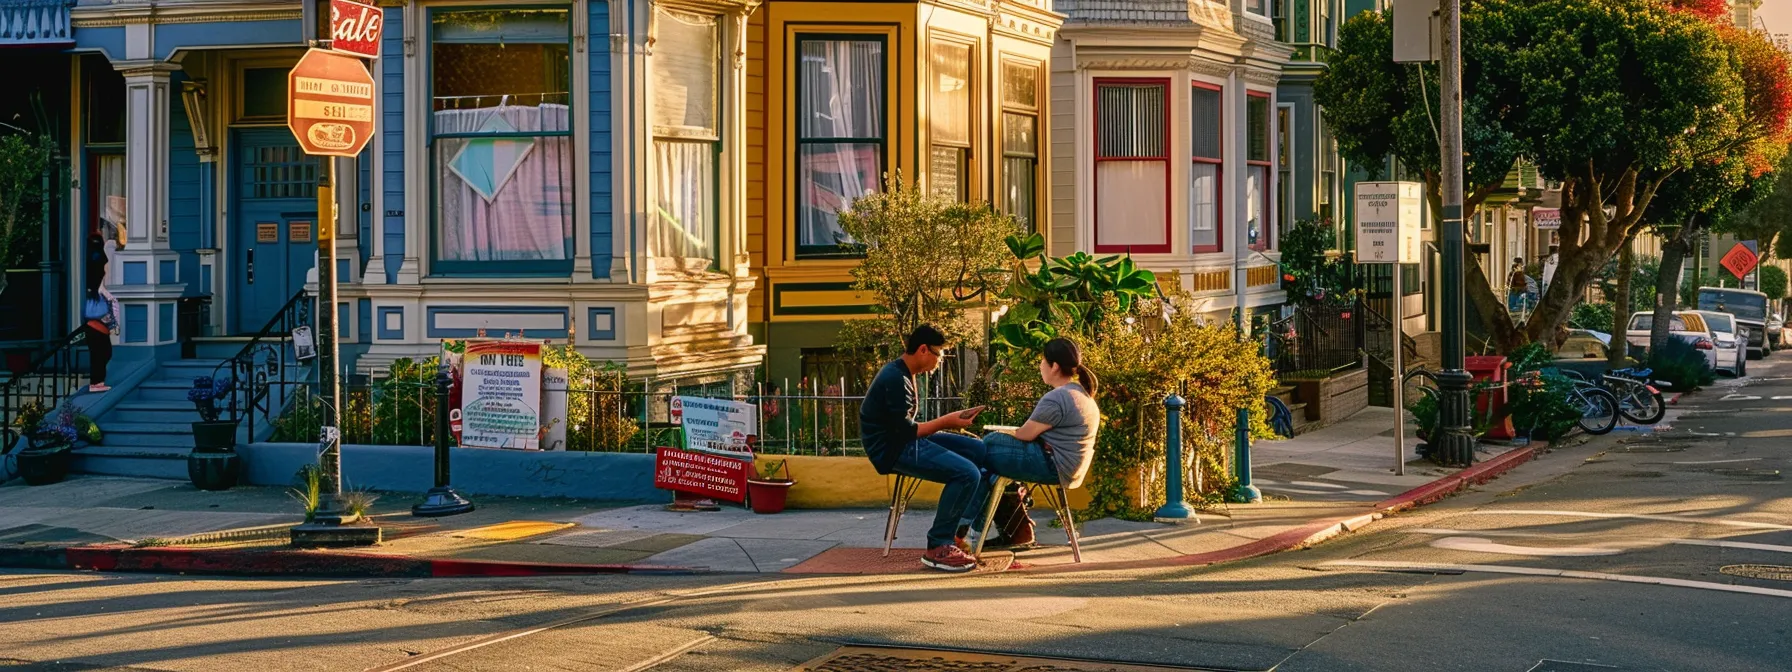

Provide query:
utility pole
left=1433, top=0, right=1476, bottom=467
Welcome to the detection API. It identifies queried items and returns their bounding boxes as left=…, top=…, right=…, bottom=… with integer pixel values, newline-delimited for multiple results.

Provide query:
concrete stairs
left=71, top=338, right=250, bottom=480
left=1270, top=385, right=1323, bottom=436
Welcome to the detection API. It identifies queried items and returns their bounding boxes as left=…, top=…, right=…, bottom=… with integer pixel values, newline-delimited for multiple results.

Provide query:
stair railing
left=210, top=290, right=314, bottom=440
left=1, top=328, right=90, bottom=454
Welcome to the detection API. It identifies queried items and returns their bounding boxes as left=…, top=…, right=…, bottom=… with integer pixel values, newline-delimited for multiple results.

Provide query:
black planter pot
left=187, top=452, right=241, bottom=491
left=191, top=420, right=239, bottom=453
left=17, top=447, right=71, bottom=486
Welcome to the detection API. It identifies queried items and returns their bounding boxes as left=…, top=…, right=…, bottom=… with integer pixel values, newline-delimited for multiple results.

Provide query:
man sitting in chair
left=973, top=338, right=1101, bottom=550
left=859, top=324, right=989, bottom=573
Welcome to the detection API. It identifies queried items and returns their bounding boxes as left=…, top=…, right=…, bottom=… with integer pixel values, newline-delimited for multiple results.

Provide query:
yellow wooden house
left=743, top=0, right=1064, bottom=384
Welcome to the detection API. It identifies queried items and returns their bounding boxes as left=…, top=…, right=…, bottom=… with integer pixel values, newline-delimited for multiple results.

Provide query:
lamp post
left=1433, top=0, right=1477, bottom=468
left=1153, top=394, right=1198, bottom=523
left=414, top=363, right=475, bottom=517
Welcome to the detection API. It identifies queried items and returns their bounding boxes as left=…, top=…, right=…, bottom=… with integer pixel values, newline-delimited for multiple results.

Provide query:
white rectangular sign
left=459, top=340, right=544, bottom=450
left=678, top=396, right=758, bottom=457
left=1355, top=182, right=1423, bottom=264
left=1532, top=207, right=1562, bottom=230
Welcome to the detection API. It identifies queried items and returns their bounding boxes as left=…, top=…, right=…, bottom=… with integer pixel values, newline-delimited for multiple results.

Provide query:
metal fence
left=265, top=372, right=1005, bottom=456
left=1267, top=303, right=1365, bottom=379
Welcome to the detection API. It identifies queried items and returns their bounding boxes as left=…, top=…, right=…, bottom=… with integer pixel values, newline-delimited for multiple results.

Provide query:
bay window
left=652, top=9, right=721, bottom=265
left=1094, top=79, right=1169, bottom=254
left=795, top=35, right=885, bottom=258
left=1001, top=60, right=1040, bottom=231
left=929, top=40, right=973, bottom=203
left=1247, top=92, right=1273, bottom=251
left=430, top=8, right=574, bottom=274
left=1191, top=83, right=1223, bottom=253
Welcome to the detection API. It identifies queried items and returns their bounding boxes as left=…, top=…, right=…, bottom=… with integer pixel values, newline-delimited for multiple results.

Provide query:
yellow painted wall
left=755, top=454, right=1091, bottom=510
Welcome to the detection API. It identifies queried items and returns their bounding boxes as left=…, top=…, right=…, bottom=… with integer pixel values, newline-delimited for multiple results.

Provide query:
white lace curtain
left=434, top=104, right=573, bottom=262
left=797, top=39, right=883, bottom=251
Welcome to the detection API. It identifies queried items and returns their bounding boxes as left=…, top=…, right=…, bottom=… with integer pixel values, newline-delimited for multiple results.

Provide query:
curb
left=1, top=443, right=1544, bottom=580
left=0, top=545, right=699, bottom=579
left=1015, top=441, right=1542, bottom=575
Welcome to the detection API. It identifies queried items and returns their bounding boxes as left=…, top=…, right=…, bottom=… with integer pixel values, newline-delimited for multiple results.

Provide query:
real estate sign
left=1354, top=182, right=1422, bottom=264
left=458, top=340, right=544, bottom=450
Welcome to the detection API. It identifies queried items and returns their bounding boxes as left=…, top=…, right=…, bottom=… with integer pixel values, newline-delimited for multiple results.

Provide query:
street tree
left=1319, top=0, right=1775, bottom=352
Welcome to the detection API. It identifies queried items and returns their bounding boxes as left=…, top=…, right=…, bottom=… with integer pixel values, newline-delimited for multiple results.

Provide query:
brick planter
left=1283, top=368, right=1371, bottom=432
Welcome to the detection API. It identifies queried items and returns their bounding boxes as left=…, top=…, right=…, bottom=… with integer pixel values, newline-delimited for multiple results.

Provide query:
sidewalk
left=0, top=407, right=1537, bottom=577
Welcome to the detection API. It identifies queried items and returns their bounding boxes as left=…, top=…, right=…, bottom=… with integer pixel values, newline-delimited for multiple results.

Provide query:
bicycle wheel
left=1616, top=385, right=1666, bottom=425
left=1576, top=387, right=1620, bottom=435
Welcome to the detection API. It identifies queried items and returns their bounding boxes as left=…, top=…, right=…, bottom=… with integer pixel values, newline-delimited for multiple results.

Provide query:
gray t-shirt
left=1028, top=383, right=1100, bottom=489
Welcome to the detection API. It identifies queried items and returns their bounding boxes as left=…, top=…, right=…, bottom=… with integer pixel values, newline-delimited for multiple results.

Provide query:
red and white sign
left=1722, top=243, right=1760, bottom=280
left=288, top=48, right=376, bottom=157
left=329, top=0, right=384, bottom=59
left=654, top=446, right=752, bottom=504
left=1532, top=208, right=1562, bottom=230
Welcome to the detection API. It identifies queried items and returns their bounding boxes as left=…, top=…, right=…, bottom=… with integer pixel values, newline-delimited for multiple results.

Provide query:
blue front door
left=232, top=129, right=321, bottom=334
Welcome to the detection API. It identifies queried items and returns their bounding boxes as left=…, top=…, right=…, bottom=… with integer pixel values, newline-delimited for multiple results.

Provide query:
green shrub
left=1569, top=303, right=1615, bottom=333
left=1649, top=338, right=1716, bottom=391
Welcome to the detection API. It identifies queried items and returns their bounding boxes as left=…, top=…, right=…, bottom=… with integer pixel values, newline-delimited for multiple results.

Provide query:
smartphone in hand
left=957, top=406, right=987, bottom=420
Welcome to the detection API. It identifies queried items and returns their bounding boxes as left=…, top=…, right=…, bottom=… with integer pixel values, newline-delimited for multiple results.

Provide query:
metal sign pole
left=1392, top=268, right=1405, bottom=476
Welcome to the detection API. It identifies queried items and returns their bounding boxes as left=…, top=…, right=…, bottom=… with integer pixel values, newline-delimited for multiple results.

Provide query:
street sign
left=1532, top=207, right=1561, bottom=230
left=328, top=0, right=383, bottom=59
left=287, top=49, right=376, bottom=157
left=1722, top=243, right=1760, bottom=280
left=1354, top=182, right=1422, bottom=264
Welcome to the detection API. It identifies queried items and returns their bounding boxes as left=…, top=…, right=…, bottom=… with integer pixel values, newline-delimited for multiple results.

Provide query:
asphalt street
left=2, top=356, right=1788, bottom=671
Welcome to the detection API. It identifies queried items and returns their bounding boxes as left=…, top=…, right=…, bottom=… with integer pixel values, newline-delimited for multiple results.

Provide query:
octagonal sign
left=287, top=48, right=376, bottom=157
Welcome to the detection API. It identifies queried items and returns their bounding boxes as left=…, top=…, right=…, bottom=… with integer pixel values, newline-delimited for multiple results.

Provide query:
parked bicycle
left=1523, top=371, right=1620, bottom=435
left=1559, top=367, right=1666, bottom=425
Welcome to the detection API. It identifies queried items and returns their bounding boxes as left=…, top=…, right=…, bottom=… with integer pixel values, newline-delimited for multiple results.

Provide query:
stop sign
left=287, top=48, right=376, bottom=157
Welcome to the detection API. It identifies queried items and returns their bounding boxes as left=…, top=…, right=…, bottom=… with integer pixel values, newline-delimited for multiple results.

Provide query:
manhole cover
left=797, top=647, right=1234, bottom=672
left=1719, top=564, right=1792, bottom=582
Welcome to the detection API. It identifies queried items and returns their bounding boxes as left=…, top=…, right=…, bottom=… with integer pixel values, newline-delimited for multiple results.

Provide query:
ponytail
left=1074, top=364, right=1099, bottom=399
left=1042, top=337, right=1097, bottom=399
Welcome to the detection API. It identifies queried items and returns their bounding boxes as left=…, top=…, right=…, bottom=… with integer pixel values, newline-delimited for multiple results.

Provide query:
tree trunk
left=1610, top=240, right=1634, bottom=367
left=1465, top=251, right=1524, bottom=351
left=1652, top=229, right=1695, bottom=357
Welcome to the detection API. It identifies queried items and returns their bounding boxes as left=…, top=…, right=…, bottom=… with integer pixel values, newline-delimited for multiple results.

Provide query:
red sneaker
left=921, top=544, right=977, bottom=573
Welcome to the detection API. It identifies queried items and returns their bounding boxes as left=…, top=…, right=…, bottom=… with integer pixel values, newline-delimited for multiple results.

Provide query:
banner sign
left=1532, top=207, right=1561, bottom=230
left=678, top=396, right=758, bottom=456
left=328, top=0, right=383, bottom=59
left=654, top=446, right=751, bottom=504
left=458, top=340, right=544, bottom=449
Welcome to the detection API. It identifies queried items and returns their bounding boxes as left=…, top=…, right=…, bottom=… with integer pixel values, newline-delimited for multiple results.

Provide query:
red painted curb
left=1014, top=441, right=1544, bottom=576
left=27, top=545, right=699, bottom=579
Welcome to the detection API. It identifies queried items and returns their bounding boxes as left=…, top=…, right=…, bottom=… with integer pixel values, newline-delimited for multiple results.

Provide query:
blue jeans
left=1508, top=291, right=1526, bottom=312
left=889, top=432, right=989, bottom=548
left=968, top=432, right=1061, bottom=533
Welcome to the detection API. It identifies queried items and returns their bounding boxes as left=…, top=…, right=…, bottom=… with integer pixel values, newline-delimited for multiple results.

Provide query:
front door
left=232, top=128, right=320, bottom=334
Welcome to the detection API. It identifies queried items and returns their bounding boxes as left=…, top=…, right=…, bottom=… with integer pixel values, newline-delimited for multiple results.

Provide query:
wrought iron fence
left=1, top=328, right=89, bottom=453
left=1266, top=302, right=1365, bottom=379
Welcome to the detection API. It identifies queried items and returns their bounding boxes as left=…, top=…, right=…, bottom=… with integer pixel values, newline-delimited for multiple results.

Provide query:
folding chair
left=880, top=473, right=924, bottom=557
left=969, top=472, right=1082, bottom=563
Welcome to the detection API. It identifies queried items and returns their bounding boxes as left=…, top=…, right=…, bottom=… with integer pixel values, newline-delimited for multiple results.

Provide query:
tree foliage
left=0, top=131, right=56, bottom=284
left=1760, top=264, right=1788, bottom=302
left=1318, top=0, right=1792, bottom=352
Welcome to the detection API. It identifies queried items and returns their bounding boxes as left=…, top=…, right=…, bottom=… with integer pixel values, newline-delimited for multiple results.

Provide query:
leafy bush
left=1761, top=264, right=1787, bottom=301
left=1649, top=338, right=1716, bottom=391
left=548, top=345, right=642, bottom=452
left=1278, top=218, right=1359, bottom=307
left=1569, top=303, right=1616, bottom=333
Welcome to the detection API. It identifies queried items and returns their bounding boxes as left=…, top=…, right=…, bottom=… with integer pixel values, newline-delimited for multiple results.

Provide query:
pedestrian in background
left=81, top=226, right=118, bottom=393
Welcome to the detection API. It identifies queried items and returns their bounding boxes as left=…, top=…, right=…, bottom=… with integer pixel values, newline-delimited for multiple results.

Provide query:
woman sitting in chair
left=976, top=338, right=1101, bottom=549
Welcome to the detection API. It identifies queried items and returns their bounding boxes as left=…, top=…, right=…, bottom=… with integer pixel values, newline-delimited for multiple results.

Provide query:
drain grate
left=1720, top=564, right=1792, bottom=582
left=796, top=647, right=1236, bottom=672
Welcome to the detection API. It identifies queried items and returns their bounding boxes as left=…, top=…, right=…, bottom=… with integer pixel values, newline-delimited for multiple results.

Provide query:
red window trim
left=1193, top=81, right=1224, bottom=254
left=1247, top=90, right=1275, bottom=251
left=1093, top=77, right=1171, bottom=255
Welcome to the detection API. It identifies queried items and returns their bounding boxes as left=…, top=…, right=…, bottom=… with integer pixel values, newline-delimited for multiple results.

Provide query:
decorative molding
left=73, top=6, right=301, bottom=28
left=1187, top=57, right=1236, bottom=79
left=1239, top=66, right=1282, bottom=86
left=1077, top=56, right=1192, bottom=72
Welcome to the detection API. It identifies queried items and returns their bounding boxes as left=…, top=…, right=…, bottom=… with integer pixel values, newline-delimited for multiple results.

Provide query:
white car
left=1691, top=310, right=1747, bottom=376
left=1625, top=311, right=1718, bottom=373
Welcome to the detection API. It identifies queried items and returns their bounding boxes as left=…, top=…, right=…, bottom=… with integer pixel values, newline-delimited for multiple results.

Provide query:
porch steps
left=74, top=357, right=230, bottom=480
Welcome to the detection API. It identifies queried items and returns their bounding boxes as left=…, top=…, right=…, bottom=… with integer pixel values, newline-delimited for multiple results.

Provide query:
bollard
left=1152, top=394, right=1198, bottom=524
left=413, top=363, right=475, bottom=517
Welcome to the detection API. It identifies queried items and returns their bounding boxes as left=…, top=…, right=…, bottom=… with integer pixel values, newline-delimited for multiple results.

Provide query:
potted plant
left=746, top=458, right=796, bottom=514
left=16, top=404, right=77, bottom=486
left=186, top=375, right=241, bottom=490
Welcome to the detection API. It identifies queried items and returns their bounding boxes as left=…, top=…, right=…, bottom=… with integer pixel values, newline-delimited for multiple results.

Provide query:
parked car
left=1625, top=311, right=1718, bottom=373
left=1697, top=287, right=1771, bottom=358
left=1769, top=312, right=1784, bottom=349
left=1691, top=310, right=1747, bottom=376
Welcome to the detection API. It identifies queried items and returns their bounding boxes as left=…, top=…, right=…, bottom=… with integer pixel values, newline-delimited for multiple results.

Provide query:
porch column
left=110, top=60, right=188, bottom=354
